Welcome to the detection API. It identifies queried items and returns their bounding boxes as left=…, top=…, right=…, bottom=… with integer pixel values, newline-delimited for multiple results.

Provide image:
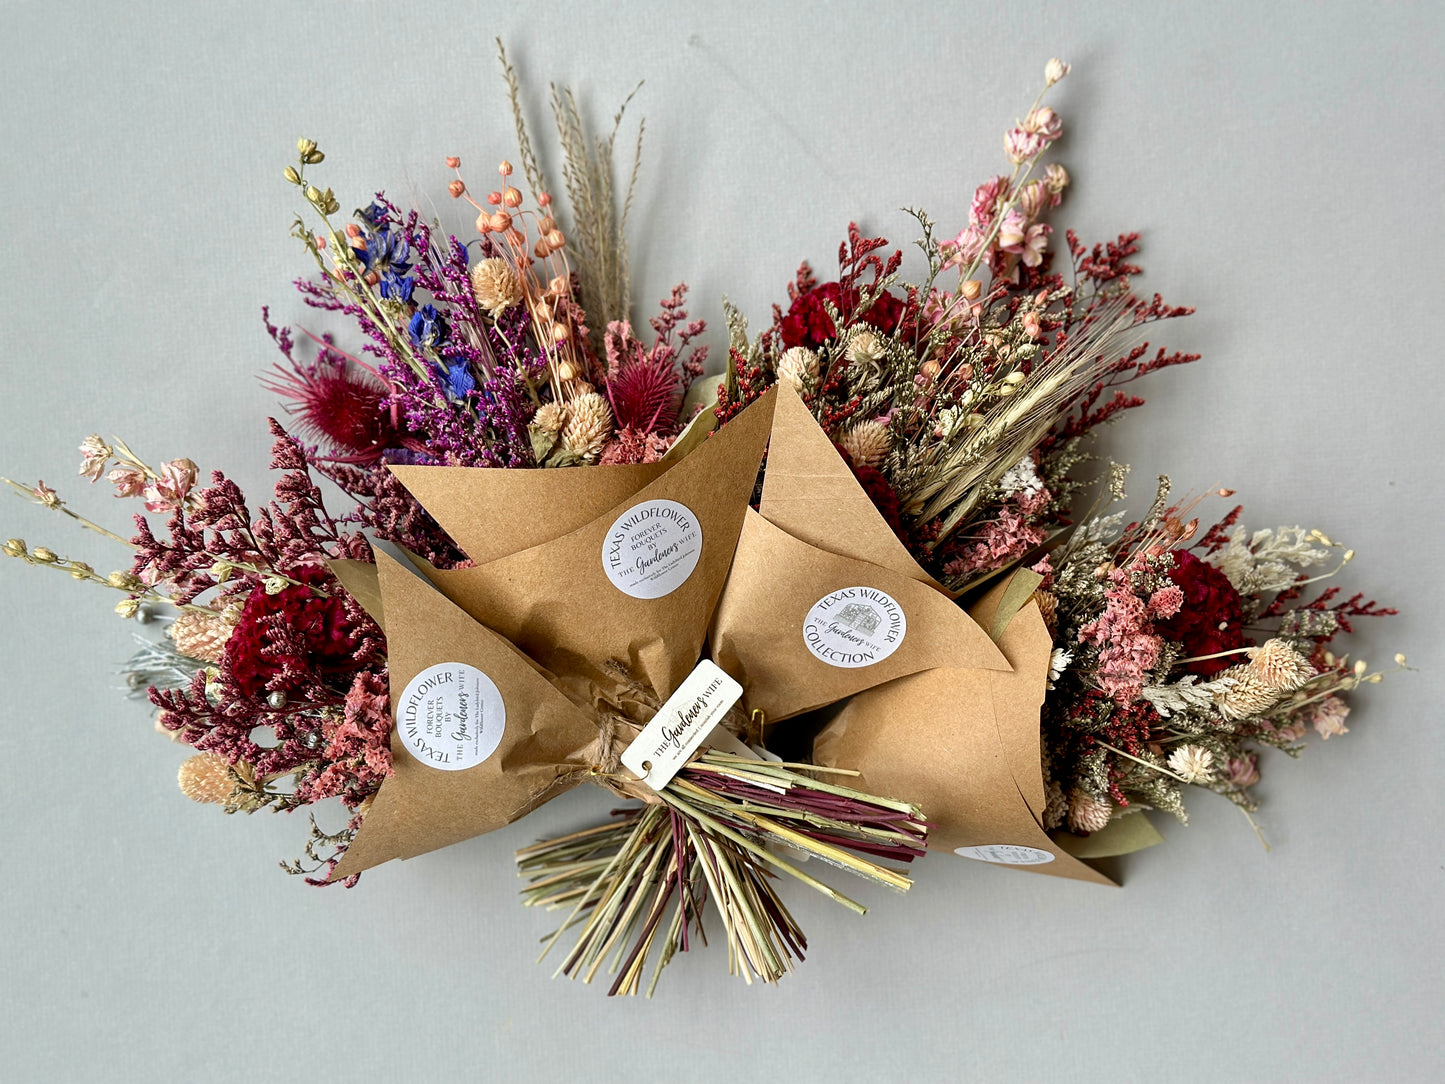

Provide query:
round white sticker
left=802, top=586, right=907, bottom=668
left=394, top=662, right=506, bottom=772
left=954, top=844, right=1056, bottom=865
left=601, top=499, right=703, bottom=599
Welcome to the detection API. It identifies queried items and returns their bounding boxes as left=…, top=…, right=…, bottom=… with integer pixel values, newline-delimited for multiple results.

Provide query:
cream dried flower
left=177, top=754, right=236, bottom=804
left=845, top=327, right=885, bottom=364
left=561, top=392, right=613, bottom=462
left=1167, top=744, right=1215, bottom=784
left=167, top=609, right=233, bottom=664
left=469, top=257, right=522, bottom=314
left=836, top=419, right=892, bottom=470
left=1045, top=58, right=1071, bottom=86
left=1214, top=668, right=1280, bottom=721
left=532, top=401, right=567, bottom=433
left=776, top=347, right=819, bottom=394
left=1245, top=639, right=1316, bottom=692
left=1067, top=789, right=1112, bottom=834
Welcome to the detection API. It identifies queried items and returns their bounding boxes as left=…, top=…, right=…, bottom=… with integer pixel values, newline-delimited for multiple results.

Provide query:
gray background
left=2, top=2, right=1442, bottom=1081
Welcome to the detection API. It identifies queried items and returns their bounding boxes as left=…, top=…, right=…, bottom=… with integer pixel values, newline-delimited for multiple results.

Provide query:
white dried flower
left=1045, top=58, right=1071, bottom=86
left=1047, top=647, right=1072, bottom=689
left=1213, top=666, right=1281, bottom=721
left=469, top=257, right=522, bottom=314
left=998, top=455, right=1044, bottom=498
left=263, top=575, right=289, bottom=595
left=561, top=392, right=613, bottom=462
left=835, top=419, right=892, bottom=470
left=776, top=347, right=819, bottom=394
left=1167, top=744, right=1215, bottom=784
left=1045, top=162, right=1070, bottom=195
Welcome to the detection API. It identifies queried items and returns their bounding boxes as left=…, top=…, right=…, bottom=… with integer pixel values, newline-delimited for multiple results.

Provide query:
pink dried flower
left=1225, top=755, right=1260, bottom=788
left=77, top=435, right=111, bottom=481
left=1307, top=695, right=1351, bottom=739
left=1078, top=569, right=1165, bottom=706
left=143, top=458, right=198, bottom=513
left=1005, top=127, right=1046, bottom=165
left=1024, top=106, right=1063, bottom=143
left=1148, top=584, right=1184, bottom=619
left=33, top=480, right=60, bottom=509
left=107, top=465, right=147, bottom=499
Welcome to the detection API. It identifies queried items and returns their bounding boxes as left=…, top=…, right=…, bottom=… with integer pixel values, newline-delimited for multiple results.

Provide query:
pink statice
left=1077, top=565, right=1165, bottom=707
left=1148, top=584, right=1184, bottom=619
left=942, top=484, right=1051, bottom=578
left=293, top=670, right=393, bottom=808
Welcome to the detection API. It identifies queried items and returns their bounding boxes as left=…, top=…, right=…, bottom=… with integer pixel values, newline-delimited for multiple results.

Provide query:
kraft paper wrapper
left=330, top=550, right=603, bottom=880
left=813, top=572, right=1115, bottom=886
left=396, top=387, right=778, bottom=703
left=710, top=509, right=1008, bottom=721
left=760, top=386, right=950, bottom=593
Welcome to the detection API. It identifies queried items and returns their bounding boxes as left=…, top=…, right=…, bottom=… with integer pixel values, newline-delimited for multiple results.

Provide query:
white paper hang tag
left=620, top=659, right=744, bottom=791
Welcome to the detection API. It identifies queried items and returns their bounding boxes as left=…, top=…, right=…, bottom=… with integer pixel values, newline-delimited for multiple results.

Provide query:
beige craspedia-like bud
left=167, top=610, right=233, bottom=664
left=775, top=346, right=819, bottom=394
left=1244, top=639, right=1316, bottom=693
left=1066, top=789, right=1113, bottom=834
left=561, top=392, right=613, bottom=462
left=469, top=257, right=523, bottom=315
left=531, top=401, right=567, bottom=433
left=1032, top=589, right=1058, bottom=636
left=835, top=419, right=892, bottom=470
left=177, top=754, right=235, bottom=805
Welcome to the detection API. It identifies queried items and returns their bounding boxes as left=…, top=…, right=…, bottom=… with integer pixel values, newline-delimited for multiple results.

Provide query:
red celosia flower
left=835, top=444, right=906, bottom=541
left=779, top=282, right=905, bottom=350
left=224, top=566, right=372, bottom=696
left=1158, top=549, right=1246, bottom=676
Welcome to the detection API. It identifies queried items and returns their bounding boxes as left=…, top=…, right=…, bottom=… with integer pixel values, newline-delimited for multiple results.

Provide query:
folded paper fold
left=813, top=572, right=1114, bottom=885
left=711, top=510, right=1008, bottom=721
left=330, top=549, right=602, bottom=880
left=403, top=387, right=778, bottom=701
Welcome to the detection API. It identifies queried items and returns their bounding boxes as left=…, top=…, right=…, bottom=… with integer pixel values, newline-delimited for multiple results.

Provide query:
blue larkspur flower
left=356, top=200, right=389, bottom=228
left=360, top=229, right=411, bottom=276
left=379, top=271, right=415, bottom=302
left=441, top=361, right=476, bottom=399
left=408, top=304, right=448, bottom=349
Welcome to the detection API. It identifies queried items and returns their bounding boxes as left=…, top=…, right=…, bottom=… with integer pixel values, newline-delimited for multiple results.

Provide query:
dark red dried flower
left=263, top=359, right=398, bottom=465
left=779, top=282, right=905, bottom=350
left=224, top=566, right=373, bottom=697
left=1158, top=549, right=1246, bottom=676
left=835, top=444, right=906, bottom=542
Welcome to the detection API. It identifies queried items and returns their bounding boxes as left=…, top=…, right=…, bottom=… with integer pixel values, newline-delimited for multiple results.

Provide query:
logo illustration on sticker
left=395, top=662, right=506, bottom=772
left=802, top=586, right=907, bottom=668
left=954, top=844, right=1056, bottom=865
left=601, top=498, right=703, bottom=600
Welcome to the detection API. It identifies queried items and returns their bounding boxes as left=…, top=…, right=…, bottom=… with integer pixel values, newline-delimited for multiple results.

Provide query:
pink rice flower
left=143, top=458, right=198, bottom=513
